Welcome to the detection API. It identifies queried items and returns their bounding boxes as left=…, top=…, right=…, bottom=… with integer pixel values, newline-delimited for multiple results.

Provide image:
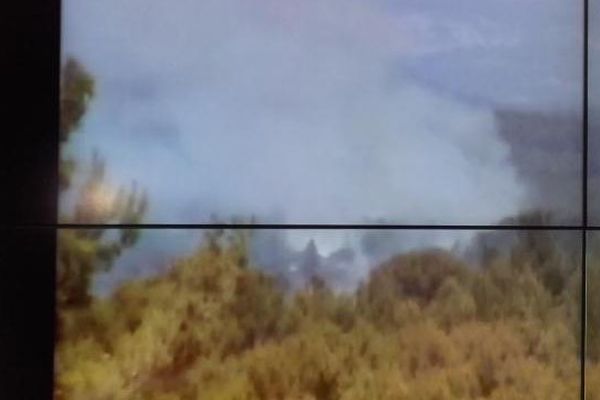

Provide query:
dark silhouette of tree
left=57, top=57, right=147, bottom=310
left=60, top=58, right=94, bottom=190
left=299, top=239, right=321, bottom=285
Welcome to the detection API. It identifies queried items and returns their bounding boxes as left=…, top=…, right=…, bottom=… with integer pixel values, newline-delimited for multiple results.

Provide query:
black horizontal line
left=4, top=223, right=596, bottom=231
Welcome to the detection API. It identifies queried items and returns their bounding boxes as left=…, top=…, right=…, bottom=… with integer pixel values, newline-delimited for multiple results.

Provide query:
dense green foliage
left=56, top=229, right=587, bottom=400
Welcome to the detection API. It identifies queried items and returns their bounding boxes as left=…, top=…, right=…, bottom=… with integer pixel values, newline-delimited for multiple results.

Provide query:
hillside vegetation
left=56, top=230, right=589, bottom=400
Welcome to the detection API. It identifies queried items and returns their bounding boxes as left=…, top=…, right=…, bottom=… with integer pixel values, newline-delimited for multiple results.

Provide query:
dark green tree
left=59, top=58, right=94, bottom=190
left=506, top=211, right=577, bottom=297
left=57, top=57, right=147, bottom=309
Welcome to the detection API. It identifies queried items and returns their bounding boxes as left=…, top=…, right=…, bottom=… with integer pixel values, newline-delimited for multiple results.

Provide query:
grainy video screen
left=56, top=1, right=587, bottom=399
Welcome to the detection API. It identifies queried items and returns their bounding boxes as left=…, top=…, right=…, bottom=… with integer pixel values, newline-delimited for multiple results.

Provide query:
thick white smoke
left=62, top=0, right=578, bottom=291
left=62, top=0, right=527, bottom=226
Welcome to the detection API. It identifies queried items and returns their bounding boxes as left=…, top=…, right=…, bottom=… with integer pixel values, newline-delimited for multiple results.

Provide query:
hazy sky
left=62, top=0, right=582, bottom=226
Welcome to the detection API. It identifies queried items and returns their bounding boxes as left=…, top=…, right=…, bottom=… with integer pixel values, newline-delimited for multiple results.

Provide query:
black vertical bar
left=0, top=229, right=56, bottom=399
left=584, top=0, right=590, bottom=230
left=582, top=0, right=590, bottom=397
left=583, top=231, right=589, bottom=400
left=4, top=0, right=60, bottom=226
left=2, top=0, right=60, bottom=398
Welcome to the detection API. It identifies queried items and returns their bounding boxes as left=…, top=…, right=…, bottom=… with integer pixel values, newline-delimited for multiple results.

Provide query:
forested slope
left=56, top=232, right=586, bottom=400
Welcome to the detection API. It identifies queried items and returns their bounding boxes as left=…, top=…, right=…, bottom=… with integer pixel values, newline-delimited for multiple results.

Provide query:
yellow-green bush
left=56, top=242, right=582, bottom=400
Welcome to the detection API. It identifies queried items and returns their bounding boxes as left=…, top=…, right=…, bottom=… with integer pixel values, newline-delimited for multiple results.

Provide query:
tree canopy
left=57, top=58, right=147, bottom=309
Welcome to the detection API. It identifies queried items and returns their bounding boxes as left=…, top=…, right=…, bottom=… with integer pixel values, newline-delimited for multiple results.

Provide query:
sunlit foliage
left=56, top=228, right=583, bottom=400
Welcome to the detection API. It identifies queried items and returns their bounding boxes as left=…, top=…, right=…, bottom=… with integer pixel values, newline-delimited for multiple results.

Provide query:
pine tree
left=57, top=58, right=147, bottom=310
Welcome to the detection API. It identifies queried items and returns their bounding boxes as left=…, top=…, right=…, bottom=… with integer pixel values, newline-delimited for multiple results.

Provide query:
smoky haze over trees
left=53, top=59, right=590, bottom=397
left=55, top=63, right=587, bottom=396
left=56, top=0, right=593, bottom=394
